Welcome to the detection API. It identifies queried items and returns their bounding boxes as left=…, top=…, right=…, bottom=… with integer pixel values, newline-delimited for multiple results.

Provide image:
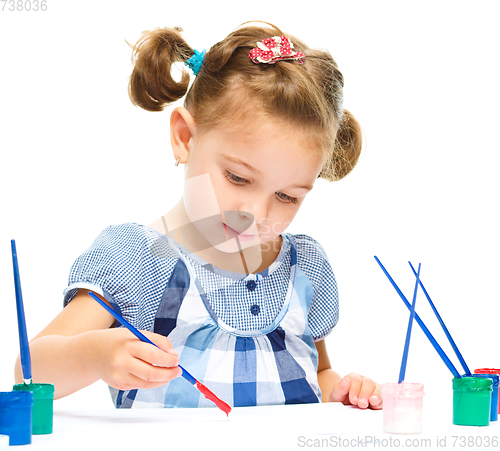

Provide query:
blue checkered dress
left=63, top=223, right=339, bottom=408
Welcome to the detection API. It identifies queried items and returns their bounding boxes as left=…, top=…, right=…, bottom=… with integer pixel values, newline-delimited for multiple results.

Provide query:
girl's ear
left=170, top=107, right=196, bottom=164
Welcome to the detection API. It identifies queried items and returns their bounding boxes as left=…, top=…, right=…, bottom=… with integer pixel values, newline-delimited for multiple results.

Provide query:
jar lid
left=0, top=390, right=34, bottom=405
left=474, top=368, right=500, bottom=375
left=453, top=376, right=493, bottom=391
left=13, top=383, right=55, bottom=397
left=472, top=373, right=500, bottom=388
left=381, top=382, right=425, bottom=397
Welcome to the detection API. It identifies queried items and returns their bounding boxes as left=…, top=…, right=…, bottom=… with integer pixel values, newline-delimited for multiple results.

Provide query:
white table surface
left=18, top=400, right=499, bottom=451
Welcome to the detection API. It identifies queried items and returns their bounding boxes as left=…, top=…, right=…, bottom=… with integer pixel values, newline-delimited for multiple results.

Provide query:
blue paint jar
left=0, top=391, right=33, bottom=445
left=472, top=373, right=499, bottom=421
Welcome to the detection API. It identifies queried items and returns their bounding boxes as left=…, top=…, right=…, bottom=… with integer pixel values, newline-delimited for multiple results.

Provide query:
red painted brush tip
left=196, top=381, right=232, bottom=417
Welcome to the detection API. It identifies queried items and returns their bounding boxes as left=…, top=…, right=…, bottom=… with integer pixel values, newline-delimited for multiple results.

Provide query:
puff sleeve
left=293, top=234, right=339, bottom=341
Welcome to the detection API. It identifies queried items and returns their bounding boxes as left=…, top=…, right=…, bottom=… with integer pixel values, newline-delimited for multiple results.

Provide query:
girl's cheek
left=271, top=219, right=293, bottom=236
left=184, top=174, right=220, bottom=222
left=259, top=223, right=271, bottom=239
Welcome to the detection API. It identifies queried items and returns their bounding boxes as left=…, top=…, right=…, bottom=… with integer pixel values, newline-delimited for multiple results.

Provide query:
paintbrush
left=88, top=292, right=231, bottom=415
left=408, top=261, right=471, bottom=376
left=11, top=240, right=32, bottom=385
left=374, top=256, right=461, bottom=378
left=398, top=263, right=420, bottom=383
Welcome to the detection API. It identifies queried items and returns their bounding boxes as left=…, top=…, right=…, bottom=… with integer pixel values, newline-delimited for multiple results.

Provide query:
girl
left=15, top=22, right=382, bottom=410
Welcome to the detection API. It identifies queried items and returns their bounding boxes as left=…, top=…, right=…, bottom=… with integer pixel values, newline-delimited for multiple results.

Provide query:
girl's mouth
left=223, top=223, right=256, bottom=242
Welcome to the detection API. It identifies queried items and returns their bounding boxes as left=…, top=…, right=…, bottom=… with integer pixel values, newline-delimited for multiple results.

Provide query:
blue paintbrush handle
left=398, top=263, right=420, bottom=383
left=87, top=292, right=196, bottom=385
left=374, top=256, right=461, bottom=378
left=11, top=240, right=32, bottom=384
left=408, top=261, right=471, bottom=376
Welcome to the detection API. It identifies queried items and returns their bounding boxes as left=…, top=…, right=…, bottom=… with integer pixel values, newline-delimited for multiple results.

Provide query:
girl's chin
left=211, top=236, right=261, bottom=254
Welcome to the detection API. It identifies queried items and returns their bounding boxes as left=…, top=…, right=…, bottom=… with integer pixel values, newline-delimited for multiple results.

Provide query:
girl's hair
left=128, top=22, right=362, bottom=181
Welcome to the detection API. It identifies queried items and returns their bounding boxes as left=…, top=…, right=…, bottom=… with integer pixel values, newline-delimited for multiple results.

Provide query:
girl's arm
left=316, top=339, right=342, bottom=401
left=14, top=289, right=181, bottom=399
left=315, top=340, right=383, bottom=409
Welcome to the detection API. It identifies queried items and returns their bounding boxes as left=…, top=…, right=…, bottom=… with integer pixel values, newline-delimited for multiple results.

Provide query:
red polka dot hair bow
left=249, top=36, right=305, bottom=64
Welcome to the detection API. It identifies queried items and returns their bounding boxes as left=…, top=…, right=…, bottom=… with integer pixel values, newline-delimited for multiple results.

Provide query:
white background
left=0, top=1, right=499, bottom=409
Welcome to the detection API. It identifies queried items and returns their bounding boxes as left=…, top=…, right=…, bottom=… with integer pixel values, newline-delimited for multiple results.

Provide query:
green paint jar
left=452, top=377, right=492, bottom=426
left=13, top=383, right=54, bottom=435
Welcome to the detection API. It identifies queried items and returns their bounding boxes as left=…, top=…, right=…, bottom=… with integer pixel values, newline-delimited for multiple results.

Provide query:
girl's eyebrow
left=221, top=153, right=313, bottom=191
left=221, top=153, right=261, bottom=174
left=290, top=182, right=313, bottom=191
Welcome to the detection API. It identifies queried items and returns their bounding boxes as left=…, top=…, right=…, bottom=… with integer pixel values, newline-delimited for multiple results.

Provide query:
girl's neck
left=150, top=199, right=282, bottom=274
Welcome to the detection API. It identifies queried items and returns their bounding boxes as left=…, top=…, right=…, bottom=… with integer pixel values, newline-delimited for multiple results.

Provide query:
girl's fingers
left=356, top=377, right=377, bottom=409
left=142, top=331, right=179, bottom=357
left=129, top=338, right=180, bottom=369
left=329, top=377, right=351, bottom=404
left=330, top=372, right=384, bottom=410
left=345, top=373, right=362, bottom=406
left=107, top=332, right=182, bottom=389
left=129, top=360, right=182, bottom=385
left=110, top=368, right=180, bottom=391
left=368, top=383, right=383, bottom=410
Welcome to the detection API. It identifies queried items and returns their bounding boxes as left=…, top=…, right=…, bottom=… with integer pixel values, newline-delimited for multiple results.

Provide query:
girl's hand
left=329, top=372, right=383, bottom=410
left=84, top=328, right=182, bottom=391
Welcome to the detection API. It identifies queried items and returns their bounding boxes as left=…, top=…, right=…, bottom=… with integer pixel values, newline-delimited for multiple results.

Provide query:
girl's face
left=182, top=118, right=324, bottom=255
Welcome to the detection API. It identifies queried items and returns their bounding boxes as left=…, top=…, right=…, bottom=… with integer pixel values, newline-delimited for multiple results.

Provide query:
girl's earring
left=175, top=156, right=181, bottom=167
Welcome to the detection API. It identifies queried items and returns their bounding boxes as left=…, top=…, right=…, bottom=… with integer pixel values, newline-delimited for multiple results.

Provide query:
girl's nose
left=238, top=198, right=270, bottom=226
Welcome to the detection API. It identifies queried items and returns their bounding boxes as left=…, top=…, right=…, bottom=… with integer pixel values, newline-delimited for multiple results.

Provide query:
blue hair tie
left=185, top=49, right=206, bottom=76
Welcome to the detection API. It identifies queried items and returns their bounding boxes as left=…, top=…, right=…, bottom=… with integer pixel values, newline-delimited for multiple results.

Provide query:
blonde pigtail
left=319, top=110, right=363, bottom=181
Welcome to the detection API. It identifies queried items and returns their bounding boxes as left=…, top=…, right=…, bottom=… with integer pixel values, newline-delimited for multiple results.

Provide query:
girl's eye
left=225, top=171, right=298, bottom=205
left=276, top=191, right=298, bottom=204
left=224, top=170, right=248, bottom=185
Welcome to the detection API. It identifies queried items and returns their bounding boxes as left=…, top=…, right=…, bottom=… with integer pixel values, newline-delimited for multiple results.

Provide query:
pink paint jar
left=381, top=383, right=425, bottom=434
